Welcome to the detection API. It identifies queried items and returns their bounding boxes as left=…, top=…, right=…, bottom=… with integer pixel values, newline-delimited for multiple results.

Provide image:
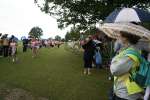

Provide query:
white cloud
left=0, top=0, right=70, bottom=39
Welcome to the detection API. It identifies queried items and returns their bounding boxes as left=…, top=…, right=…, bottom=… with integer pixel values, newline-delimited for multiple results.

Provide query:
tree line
left=34, top=0, right=149, bottom=30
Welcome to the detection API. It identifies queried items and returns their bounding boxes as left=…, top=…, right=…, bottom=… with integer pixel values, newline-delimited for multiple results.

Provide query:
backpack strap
left=125, top=48, right=141, bottom=67
left=125, top=49, right=141, bottom=59
left=124, top=48, right=141, bottom=81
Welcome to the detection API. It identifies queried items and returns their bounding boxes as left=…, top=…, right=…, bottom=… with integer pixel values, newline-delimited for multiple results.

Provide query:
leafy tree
left=48, top=37, right=53, bottom=40
left=55, top=35, right=61, bottom=41
left=65, top=27, right=80, bottom=41
left=61, top=38, right=65, bottom=42
left=34, top=0, right=149, bottom=30
left=65, top=32, right=72, bottom=41
left=29, top=26, right=43, bottom=38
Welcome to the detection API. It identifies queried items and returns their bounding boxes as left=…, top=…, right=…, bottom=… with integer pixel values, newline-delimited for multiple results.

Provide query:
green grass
left=0, top=45, right=112, bottom=100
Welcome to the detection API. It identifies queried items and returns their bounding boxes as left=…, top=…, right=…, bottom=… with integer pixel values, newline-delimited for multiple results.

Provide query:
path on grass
left=0, top=45, right=111, bottom=100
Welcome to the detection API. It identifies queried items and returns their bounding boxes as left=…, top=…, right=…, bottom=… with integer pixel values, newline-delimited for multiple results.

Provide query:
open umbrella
left=99, top=22, right=150, bottom=40
left=105, top=7, right=150, bottom=23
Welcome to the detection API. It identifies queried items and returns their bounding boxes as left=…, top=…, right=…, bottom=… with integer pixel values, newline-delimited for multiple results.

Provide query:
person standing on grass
left=10, top=40, right=17, bottom=62
left=22, top=38, right=28, bottom=52
left=31, top=38, right=38, bottom=58
left=2, top=34, right=9, bottom=57
left=82, top=35, right=95, bottom=75
left=110, top=31, right=143, bottom=100
left=57, top=41, right=61, bottom=48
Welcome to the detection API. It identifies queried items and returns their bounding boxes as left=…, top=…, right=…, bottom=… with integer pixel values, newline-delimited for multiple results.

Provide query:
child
left=10, top=40, right=17, bottom=62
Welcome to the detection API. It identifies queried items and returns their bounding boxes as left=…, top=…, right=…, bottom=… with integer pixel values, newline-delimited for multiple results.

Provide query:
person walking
left=110, top=31, right=143, bottom=100
left=10, top=40, right=17, bottom=62
left=31, top=38, right=38, bottom=58
left=23, top=38, right=28, bottom=52
left=2, top=34, right=9, bottom=57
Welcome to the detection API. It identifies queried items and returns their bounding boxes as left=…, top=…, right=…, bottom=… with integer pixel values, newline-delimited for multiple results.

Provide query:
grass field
left=0, top=45, right=112, bottom=100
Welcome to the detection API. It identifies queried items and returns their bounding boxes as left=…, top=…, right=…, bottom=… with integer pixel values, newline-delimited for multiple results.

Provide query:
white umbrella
left=99, top=22, right=150, bottom=40
left=105, top=7, right=150, bottom=23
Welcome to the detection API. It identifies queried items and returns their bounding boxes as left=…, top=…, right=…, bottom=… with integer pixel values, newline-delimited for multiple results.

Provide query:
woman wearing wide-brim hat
left=110, top=30, right=144, bottom=100
left=100, top=22, right=150, bottom=100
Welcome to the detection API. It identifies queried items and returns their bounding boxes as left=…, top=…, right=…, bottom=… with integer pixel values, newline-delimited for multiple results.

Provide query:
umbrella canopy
left=99, top=23, right=150, bottom=40
left=105, top=8, right=150, bottom=23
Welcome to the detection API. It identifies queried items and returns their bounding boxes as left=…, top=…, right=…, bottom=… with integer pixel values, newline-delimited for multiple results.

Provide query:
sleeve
left=114, top=41, right=119, bottom=52
left=110, top=56, right=134, bottom=76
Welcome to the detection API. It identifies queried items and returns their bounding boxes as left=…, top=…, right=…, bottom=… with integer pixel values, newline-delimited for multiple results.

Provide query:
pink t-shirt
left=10, top=42, right=16, bottom=48
left=31, top=41, right=36, bottom=47
left=10, top=42, right=17, bottom=55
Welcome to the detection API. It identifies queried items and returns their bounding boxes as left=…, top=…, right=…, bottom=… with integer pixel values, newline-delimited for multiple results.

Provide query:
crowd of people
left=0, top=33, right=18, bottom=62
left=22, top=37, right=63, bottom=58
left=1, top=27, right=150, bottom=100
left=80, top=28, right=150, bottom=100
left=0, top=33, right=63, bottom=62
left=81, top=29, right=113, bottom=75
left=22, top=38, right=62, bottom=52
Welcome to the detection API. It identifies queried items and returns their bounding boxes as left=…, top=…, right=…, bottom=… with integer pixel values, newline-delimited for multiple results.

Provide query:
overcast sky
left=0, top=0, right=70, bottom=39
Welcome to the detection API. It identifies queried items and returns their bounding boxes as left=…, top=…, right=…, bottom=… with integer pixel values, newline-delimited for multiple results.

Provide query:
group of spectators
left=81, top=29, right=113, bottom=75
left=0, top=33, right=18, bottom=62
left=0, top=33, right=63, bottom=62
left=22, top=38, right=62, bottom=51
left=42, top=39, right=62, bottom=48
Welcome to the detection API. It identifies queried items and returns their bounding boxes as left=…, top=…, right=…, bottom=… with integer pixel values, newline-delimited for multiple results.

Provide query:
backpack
left=126, top=49, right=150, bottom=87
